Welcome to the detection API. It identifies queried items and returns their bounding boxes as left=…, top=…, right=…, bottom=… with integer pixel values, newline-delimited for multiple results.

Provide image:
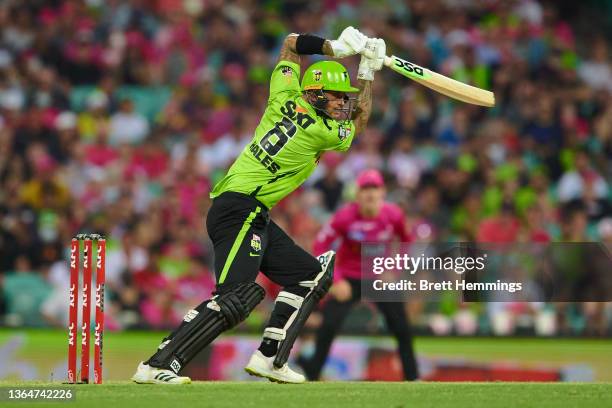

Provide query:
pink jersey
left=314, top=202, right=411, bottom=281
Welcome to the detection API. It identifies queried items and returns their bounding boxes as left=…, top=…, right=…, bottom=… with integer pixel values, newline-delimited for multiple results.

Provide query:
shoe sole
left=244, top=367, right=302, bottom=384
left=132, top=376, right=191, bottom=385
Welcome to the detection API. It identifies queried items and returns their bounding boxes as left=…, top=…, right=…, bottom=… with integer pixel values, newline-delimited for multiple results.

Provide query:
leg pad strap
left=148, top=282, right=265, bottom=373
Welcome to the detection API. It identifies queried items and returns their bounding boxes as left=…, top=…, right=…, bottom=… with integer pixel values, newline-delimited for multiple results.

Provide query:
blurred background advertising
left=0, top=0, right=611, bottom=382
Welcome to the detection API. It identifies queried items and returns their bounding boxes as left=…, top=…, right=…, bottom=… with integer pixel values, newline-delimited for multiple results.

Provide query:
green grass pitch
left=1, top=381, right=611, bottom=408
left=2, top=330, right=612, bottom=407
left=3, top=329, right=612, bottom=381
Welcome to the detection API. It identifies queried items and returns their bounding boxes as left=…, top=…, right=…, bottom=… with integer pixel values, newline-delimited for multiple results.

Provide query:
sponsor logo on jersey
left=280, top=100, right=315, bottom=129
left=249, top=100, right=317, bottom=174
left=348, top=230, right=366, bottom=241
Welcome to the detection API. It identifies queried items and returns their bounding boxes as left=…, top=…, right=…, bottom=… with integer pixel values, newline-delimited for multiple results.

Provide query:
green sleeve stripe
left=218, top=206, right=262, bottom=284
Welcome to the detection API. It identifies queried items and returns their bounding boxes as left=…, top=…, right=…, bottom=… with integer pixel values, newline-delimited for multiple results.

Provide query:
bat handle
left=383, top=56, right=393, bottom=67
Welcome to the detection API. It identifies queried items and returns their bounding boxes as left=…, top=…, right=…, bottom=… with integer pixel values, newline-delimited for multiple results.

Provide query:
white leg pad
left=263, top=327, right=286, bottom=341
left=275, top=291, right=304, bottom=309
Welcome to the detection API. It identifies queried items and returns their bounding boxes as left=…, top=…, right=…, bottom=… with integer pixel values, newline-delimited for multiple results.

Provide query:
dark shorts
left=206, top=192, right=321, bottom=291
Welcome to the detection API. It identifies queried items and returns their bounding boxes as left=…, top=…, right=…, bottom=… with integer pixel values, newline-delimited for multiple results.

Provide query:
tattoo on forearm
left=354, top=79, right=372, bottom=134
left=279, top=34, right=300, bottom=64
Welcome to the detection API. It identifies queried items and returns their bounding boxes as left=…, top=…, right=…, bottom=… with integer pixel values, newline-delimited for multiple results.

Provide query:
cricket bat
left=384, top=55, right=495, bottom=107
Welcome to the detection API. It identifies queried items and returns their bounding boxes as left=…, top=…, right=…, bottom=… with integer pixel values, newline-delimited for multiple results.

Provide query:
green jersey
left=210, top=60, right=356, bottom=209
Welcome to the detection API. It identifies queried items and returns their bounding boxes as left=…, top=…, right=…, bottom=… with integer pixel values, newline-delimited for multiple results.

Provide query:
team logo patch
left=338, top=124, right=352, bottom=140
left=313, top=69, right=322, bottom=81
left=281, top=66, right=293, bottom=77
left=251, top=234, right=262, bottom=252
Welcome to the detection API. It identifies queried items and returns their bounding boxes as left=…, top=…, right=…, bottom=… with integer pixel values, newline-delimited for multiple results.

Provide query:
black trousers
left=146, top=192, right=322, bottom=369
left=306, top=278, right=419, bottom=380
left=206, top=192, right=321, bottom=290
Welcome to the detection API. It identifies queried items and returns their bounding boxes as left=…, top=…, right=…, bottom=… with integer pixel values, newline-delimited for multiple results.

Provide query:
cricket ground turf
left=0, top=381, right=611, bottom=408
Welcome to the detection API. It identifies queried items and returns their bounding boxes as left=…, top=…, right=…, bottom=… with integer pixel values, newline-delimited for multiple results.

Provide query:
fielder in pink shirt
left=299, top=169, right=419, bottom=380
left=313, top=182, right=411, bottom=282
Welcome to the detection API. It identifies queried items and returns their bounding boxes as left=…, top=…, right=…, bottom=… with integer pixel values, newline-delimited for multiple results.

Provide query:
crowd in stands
left=0, top=0, right=611, bottom=336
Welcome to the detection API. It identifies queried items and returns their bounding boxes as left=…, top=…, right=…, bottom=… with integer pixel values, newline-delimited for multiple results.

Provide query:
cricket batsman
left=132, top=27, right=385, bottom=384
left=298, top=169, right=419, bottom=381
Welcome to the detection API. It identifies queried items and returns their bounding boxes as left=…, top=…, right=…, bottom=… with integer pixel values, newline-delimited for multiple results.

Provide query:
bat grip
left=383, top=56, right=393, bottom=67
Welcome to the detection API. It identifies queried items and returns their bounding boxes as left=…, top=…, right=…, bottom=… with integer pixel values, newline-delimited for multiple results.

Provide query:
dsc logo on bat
left=393, top=57, right=428, bottom=79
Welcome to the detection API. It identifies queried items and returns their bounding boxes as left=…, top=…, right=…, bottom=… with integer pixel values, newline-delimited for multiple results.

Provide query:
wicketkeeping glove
left=358, top=38, right=386, bottom=81
left=329, top=26, right=368, bottom=58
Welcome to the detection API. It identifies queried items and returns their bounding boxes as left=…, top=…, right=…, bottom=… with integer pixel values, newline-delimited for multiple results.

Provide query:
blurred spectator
left=578, top=36, right=612, bottom=92
left=109, top=99, right=149, bottom=145
left=557, top=149, right=608, bottom=204
left=0, top=0, right=609, bottom=336
left=2, top=256, right=51, bottom=327
left=313, top=152, right=345, bottom=213
left=477, top=201, right=521, bottom=243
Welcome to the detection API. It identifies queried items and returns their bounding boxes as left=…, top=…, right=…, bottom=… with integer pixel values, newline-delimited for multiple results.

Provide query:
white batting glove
left=358, top=38, right=386, bottom=81
left=329, top=26, right=368, bottom=58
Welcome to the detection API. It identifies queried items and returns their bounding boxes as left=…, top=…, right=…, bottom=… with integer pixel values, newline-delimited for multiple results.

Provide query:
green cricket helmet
left=301, top=60, right=359, bottom=93
left=301, top=60, right=359, bottom=123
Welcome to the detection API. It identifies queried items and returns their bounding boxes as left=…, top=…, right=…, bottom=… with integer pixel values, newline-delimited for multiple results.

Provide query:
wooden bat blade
left=384, top=55, right=495, bottom=107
